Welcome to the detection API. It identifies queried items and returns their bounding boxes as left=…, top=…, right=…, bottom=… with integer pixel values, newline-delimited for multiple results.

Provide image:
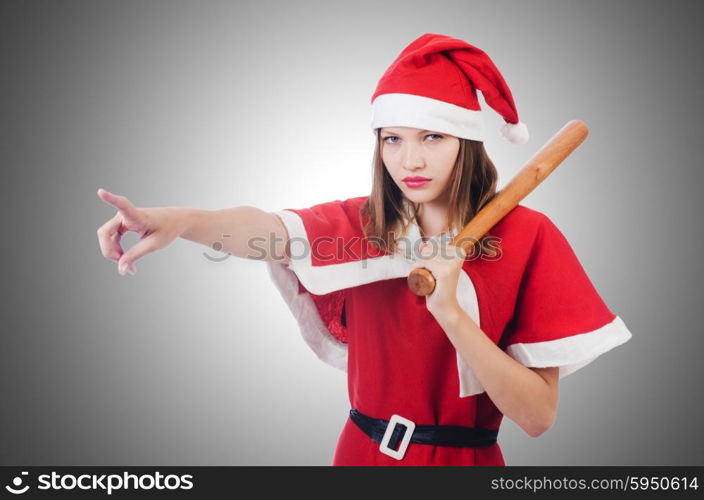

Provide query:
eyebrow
left=380, top=129, right=436, bottom=135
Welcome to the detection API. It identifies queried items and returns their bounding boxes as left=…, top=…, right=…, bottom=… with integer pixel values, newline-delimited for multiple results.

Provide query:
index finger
left=97, top=188, right=138, bottom=216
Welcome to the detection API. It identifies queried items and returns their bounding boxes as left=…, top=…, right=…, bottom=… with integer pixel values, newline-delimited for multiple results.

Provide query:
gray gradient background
left=1, top=0, right=702, bottom=466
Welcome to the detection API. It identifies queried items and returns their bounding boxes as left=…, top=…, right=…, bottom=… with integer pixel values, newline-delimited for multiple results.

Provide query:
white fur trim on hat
left=371, top=93, right=486, bottom=141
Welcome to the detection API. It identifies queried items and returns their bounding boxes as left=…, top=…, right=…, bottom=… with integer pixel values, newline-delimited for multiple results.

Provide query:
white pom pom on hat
left=500, top=121, right=529, bottom=144
left=370, top=33, right=529, bottom=145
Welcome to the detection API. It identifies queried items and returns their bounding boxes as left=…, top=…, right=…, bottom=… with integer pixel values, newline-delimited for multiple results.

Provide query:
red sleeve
left=499, top=214, right=632, bottom=377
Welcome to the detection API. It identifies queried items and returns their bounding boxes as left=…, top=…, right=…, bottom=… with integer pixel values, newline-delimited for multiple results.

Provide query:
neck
left=416, top=201, right=449, bottom=240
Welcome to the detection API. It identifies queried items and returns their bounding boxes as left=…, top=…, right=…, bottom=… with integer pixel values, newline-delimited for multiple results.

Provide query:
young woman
left=96, top=33, right=633, bottom=466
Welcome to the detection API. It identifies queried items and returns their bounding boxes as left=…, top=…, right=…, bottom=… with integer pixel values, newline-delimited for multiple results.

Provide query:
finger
left=116, top=234, right=160, bottom=275
left=106, top=232, right=125, bottom=262
left=411, top=256, right=437, bottom=273
left=411, top=263, right=434, bottom=276
left=419, top=243, right=435, bottom=257
left=427, top=241, right=464, bottom=262
left=448, top=244, right=467, bottom=259
left=97, top=212, right=125, bottom=261
left=97, top=188, right=139, bottom=219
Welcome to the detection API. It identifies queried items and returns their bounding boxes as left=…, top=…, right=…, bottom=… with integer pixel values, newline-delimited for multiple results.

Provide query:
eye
left=382, top=134, right=443, bottom=144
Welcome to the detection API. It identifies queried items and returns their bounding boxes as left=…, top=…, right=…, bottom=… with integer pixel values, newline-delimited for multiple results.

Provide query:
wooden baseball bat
left=407, top=119, right=590, bottom=296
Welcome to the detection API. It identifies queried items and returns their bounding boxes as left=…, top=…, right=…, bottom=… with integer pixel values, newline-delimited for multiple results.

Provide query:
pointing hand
left=96, top=188, right=188, bottom=276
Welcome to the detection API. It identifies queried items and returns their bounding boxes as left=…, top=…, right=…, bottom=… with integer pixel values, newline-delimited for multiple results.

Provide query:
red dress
left=266, top=196, right=632, bottom=466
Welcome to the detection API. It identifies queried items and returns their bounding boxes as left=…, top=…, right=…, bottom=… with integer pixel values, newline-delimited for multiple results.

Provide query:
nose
left=402, top=142, right=425, bottom=171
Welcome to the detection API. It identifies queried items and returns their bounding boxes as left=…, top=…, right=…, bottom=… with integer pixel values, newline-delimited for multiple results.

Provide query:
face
left=380, top=127, right=460, bottom=205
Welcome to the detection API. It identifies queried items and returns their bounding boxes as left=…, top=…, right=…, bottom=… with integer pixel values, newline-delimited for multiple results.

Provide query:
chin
left=402, top=191, right=440, bottom=204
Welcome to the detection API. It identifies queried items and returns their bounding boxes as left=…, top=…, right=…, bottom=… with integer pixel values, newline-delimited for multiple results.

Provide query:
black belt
left=349, top=408, right=498, bottom=460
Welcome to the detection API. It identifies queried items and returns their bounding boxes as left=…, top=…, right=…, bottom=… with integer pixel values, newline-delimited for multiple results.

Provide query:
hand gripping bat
left=407, top=120, right=590, bottom=296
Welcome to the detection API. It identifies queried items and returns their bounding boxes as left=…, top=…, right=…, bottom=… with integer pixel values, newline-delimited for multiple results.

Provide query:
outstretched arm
left=97, top=188, right=290, bottom=275
left=181, top=206, right=290, bottom=264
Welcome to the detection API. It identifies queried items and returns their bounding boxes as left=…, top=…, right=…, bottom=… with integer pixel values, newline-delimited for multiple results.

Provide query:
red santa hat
left=370, top=33, right=529, bottom=144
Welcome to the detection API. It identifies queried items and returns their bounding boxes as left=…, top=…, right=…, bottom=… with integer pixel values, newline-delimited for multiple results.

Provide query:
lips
left=403, top=177, right=431, bottom=188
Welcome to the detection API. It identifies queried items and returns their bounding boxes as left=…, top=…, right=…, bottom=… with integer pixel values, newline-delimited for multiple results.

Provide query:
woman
left=96, top=33, right=633, bottom=465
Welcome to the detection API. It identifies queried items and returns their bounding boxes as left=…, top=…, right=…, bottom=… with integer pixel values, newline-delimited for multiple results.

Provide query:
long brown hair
left=360, top=128, right=501, bottom=258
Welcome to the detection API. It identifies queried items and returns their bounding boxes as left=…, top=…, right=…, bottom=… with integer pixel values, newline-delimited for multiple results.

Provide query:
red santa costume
left=265, top=33, right=633, bottom=466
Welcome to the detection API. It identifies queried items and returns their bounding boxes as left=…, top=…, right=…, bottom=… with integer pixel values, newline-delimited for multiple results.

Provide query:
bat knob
left=408, top=267, right=436, bottom=296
